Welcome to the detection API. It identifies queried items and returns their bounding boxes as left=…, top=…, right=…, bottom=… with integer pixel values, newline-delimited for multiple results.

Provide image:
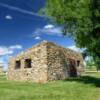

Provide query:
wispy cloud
left=33, top=24, right=62, bottom=39
left=9, top=45, right=23, bottom=49
left=0, top=46, right=12, bottom=56
left=0, top=44, right=23, bottom=71
left=34, top=36, right=41, bottom=40
left=0, top=56, right=8, bottom=71
left=67, top=45, right=85, bottom=52
left=0, top=2, right=45, bottom=17
left=44, top=24, right=54, bottom=29
left=0, top=45, right=23, bottom=56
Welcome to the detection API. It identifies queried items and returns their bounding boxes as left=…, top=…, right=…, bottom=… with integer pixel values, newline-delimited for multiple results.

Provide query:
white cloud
left=0, top=59, right=4, bottom=65
left=7, top=50, right=14, bottom=55
left=44, top=24, right=54, bottom=29
left=0, top=45, right=23, bottom=56
left=67, top=45, right=84, bottom=52
left=34, top=36, right=41, bottom=40
left=0, top=61, right=8, bottom=71
left=5, top=15, right=13, bottom=20
left=0, top=56, right=9, bottom=71
left=0, top=44, right=23, bottom=71
left=0, top=47, right=8, bottom=56
left=33, top=24, right=62, bottom=37
left=9, top=45, right=23, bottom=49
left=0, top=46, right=13, bottom=55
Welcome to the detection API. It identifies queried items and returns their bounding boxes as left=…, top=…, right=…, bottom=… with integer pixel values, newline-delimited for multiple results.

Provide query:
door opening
left=68, top=59, right=77, bottom=77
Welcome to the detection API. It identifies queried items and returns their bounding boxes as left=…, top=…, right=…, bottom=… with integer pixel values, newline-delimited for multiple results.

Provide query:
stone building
left=7, top=41, right=84, bottom=82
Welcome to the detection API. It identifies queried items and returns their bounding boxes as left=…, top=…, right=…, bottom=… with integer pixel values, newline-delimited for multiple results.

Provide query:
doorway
left=68, top=59, right=77, bottom=77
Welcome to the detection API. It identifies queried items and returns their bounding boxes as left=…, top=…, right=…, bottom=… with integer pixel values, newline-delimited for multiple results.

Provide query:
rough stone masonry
left=7, top=41, right=84, bottom=82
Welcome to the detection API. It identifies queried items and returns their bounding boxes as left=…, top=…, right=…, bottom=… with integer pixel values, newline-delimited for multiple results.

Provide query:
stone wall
left=46, top=42, right=84, bottom=81
left=8, top=41, right=48, bottom=82
left=7, top=41, right=84, bottom=82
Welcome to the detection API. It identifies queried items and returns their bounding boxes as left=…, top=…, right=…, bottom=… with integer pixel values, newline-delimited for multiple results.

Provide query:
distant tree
left=85, top=56, right=95, bottom=70
left=43, top=0, right=100, bottom=65
left=82, top=50, right=89, bottom=60
left=94, top=57, right=100, bottom=71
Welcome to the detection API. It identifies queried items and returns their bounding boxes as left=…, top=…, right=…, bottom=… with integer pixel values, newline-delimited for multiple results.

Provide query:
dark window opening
left=77, top=60, right=80, bottom=67
left=15, top=60, right=21, bottom=69
left=25, top=59, right=32, bottom=68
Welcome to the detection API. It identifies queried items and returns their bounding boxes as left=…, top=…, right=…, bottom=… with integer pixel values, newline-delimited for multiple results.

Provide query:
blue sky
left=0, top=0, right=80, bottom=70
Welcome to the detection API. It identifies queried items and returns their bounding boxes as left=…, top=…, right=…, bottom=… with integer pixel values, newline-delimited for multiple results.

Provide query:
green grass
left=0, top=73, right=100, bottom=100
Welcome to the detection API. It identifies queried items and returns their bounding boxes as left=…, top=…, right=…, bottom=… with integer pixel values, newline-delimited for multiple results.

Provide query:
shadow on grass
left=64, top=76, right=100, bottom=87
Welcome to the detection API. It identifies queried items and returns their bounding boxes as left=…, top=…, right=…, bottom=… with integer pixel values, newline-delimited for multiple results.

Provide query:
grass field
left=0, top=73, right=100, bottom=100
